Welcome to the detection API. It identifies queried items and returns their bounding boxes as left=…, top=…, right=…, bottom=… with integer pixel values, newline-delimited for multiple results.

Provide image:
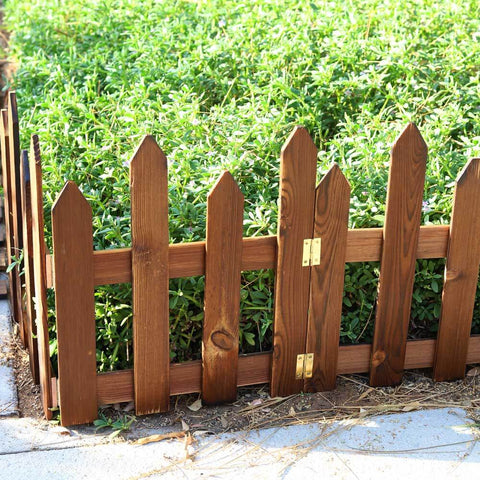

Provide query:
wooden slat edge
left=92, top=336, right=480, bottom=406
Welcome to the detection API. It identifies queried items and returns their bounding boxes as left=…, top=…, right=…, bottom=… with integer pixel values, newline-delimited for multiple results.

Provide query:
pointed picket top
left=0, top=109, right=7, bottom=136
left=316, top=163, right=350, bottom=195
left=52, top=181, right=92, bottom=218
left=281, top=125, right=318, bottom=160
left=456, top=157, right=480, bottom=187
left=391, top=123, right=428, bottom=161
left=21, top=149, right=30, bottom=182
left=130, top=134, right=167, bottom=171
left=7, top=91, right=18, bottom=125
left=208, top=170, right=244, bottom=202
left=30, top=134, right=41, bottom=165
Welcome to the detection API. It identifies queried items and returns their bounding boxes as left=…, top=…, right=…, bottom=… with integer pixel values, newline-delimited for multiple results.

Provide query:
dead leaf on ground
left=402, top=402, right=421, bottom=412
left=133, top=431, right=186, bottom=445
left=187, top=399, right=203, bottom=412
left=181, top=418, right=190, bottom=431
left=220, top=415, right=229, bottom=428
left=51, top=426, right=71, bottom=436
left=358, top=388, right=374, bottom=401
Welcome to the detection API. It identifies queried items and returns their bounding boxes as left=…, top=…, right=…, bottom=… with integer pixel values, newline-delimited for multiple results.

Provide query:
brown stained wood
left=305, top=165, right=350, bottom=392
left=50, top=377, right=58, bottom=409
left=7, top=94, right=25, bottom=344
left=0, top=110, right=20, bottom=325
left=29, top=136, right=53, bottom=419
left=370, top=123, right=427, bottom=387
left=91, top=235, right=276, bottom=285
left=96, top=353, right=271, bottom=406
left=92, top=336, right=480, bottom=407
left=52, top=182, right=97, bottom=426
left=433, top=159, right=480, bottom=381
left=44, top=226, right=449, bottom=289
left=20, top=150, right=39, bottom=384
left=271, top=127, right=317, bottom=397
left=202, top=172, right=244, bottom=404
left=130, top=135, right=170, bottom=415
left=45, top=250, right=53, bottom=287
left=413, top=225, right=449, bottom=259
left=345, top=224, right=449, bottom=262
left=97, top=370, right=134, bottom=405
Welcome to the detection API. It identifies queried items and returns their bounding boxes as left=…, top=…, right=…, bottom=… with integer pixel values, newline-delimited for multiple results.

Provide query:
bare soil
left=11, top=330, right=43, bottom=419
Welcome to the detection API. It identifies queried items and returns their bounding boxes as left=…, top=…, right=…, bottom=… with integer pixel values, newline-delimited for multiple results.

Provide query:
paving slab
left=0, top=408, right=479, bottom=480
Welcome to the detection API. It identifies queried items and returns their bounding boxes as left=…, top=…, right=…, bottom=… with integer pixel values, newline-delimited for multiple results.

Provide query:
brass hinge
left=302, top=238, right=321, bottom=267
left=295, top=353, right=314, bottom=379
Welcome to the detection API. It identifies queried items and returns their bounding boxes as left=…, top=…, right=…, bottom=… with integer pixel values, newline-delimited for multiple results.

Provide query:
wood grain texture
left=7, top=93, right=26, bottom=344
left=52, top=182, right=97, bottom=426
left=271, top=127, right=317, bottom=397
left=202, top=171, right=244, bottom=404
left=44, top=226, right=448, bottom=289
left=305, top=165, right=350, bottom=392
left=433, top=158, right=480, bottom=381
left=370, top=123, right=427, bottom=386
left=30, top=136, right=53, bottom=419
left=91, top=336, right=480, bottom=407
left=0, top=110, right=20, bottom=329
left=20, top=150, right=39, bottom=384
left=130, top=135, right=170, bottom=415
left=345, top=224, right=449, bottom=262
left=96, top=353, right=271, bottom=406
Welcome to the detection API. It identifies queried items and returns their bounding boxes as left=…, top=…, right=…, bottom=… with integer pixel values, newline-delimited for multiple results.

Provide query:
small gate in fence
left=2, top=91, right=480, bottom=426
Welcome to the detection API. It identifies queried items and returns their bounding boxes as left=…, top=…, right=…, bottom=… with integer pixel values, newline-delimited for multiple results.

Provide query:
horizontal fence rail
left=93, top=336, right=480, bottom=406
left=44, top=225, right=450, bottom=287
left=2, top=91, right=480, bottom=427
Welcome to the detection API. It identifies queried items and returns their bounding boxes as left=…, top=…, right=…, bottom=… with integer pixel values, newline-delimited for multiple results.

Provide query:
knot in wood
left=372, top=349, right=386, bottom=367
left=445, top=269, right=460, bottom=282
left=211, top=329, right=234, bottom=351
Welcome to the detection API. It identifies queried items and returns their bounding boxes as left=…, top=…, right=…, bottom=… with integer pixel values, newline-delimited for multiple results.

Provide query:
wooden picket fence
left=2, top=91, right=480, bottom=427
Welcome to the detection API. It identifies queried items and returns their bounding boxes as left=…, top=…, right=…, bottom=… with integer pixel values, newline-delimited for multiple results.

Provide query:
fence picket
left=433, top=158, right=480, bottom=381
left=202, top=171, right=244, bottom=404
left=271, top=126, right=317, bottom=397
left=20, top=150, right=39, bottom=383
left=52, top=182, right=97, bottom=426
left=0, top=110, right=20, bottom=328
left=370, top=123, right=427, bottom=386
left=7, top=93, right=26, bottom=344
left=304, top=165, right=350, bottom=392
left=29, top=135, right=53, bottom=418
left=130, top=135, right=170, bottom=415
